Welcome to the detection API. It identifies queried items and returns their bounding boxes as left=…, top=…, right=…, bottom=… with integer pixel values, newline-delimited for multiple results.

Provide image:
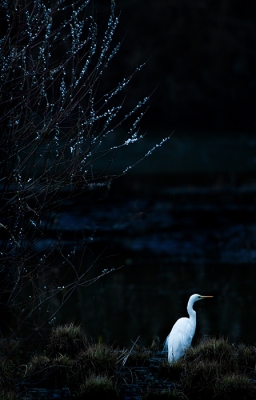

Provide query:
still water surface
left=50, top=178, right=256, bottom=348
left=62, top=261, right=256, bottom=347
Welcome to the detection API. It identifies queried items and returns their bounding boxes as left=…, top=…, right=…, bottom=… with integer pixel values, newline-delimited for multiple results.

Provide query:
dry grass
left=77, top=374, right=119, bottom=399
left=185, top=337, right=234, bottom=366
left=159, top=337, right=256, bottom=400
left=73, top=343, right=118, bottom=383
left=46, top=323, right=88, bottom=357
left=123, top=346, right=152, bottom=367
left=215, top=373, right=255, bottom=399
left=182, top=359, right=222, bottom=398
left=0, top=340, right=19, bottom=400
left=185, top=337, right=256, bottom=399
left=157, top=359, right=185, bottom=381
left=237, top=344, right=256, bottom=374
left=0, top=358, right=16, bottom=399
left=27, top=354, right=74, bottom=387
left=2, top=328, right=256, bottom=399
left=26, top=326, right=118, bottom=390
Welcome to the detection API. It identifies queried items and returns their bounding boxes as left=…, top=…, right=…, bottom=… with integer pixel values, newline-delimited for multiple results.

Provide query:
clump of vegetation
left=0, top=358, right=16, bottom=400
left=157, top=359, right=184, bottom=381
left=181, top=360, right=223, bottom=398
left=47, top=323, right=87, bottom=357
left=77, top=374, right=119, bottom=399
left=2, top=325, right=256, bottom=398
left=74, top=343, right=118, bottom=381
left=25, top=325, right=118, bottom=392
left=0, top=340, right=21, bottom=400
left=27, top=353, right=74, bottom=387
left=159, top=337, right=256, bottom=400
left=237, top=344, right=256, bottom=375
left=181, top=338, right=256, bottom=399
left=215, top=373, right=255, bottom=400
left=123, top=345, right=151, bottom=367
left=185, top=336, right=234, bottom=365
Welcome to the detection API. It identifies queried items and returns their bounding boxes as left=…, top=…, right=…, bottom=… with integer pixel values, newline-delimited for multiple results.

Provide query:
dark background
left=2, top=0, right=256, bottom=348
left=71, top=0, right=256, bottom=347
left=96, top=0, right=256, bottom=135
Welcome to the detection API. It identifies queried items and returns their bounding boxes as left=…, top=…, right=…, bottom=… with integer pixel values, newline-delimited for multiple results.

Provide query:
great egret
left=164, top=294, right=213, bottom=362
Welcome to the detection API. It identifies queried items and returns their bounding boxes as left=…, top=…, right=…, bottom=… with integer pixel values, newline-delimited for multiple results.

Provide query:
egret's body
left=165, top=294, right=213, bottom=362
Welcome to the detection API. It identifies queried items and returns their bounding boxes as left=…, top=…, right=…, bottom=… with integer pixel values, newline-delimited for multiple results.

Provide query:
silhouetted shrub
left=0, top=0, right=169, bottom=340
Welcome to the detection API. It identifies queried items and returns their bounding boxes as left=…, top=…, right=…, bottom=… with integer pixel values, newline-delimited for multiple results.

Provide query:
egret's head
left=189, top=294, right=213, bottom=305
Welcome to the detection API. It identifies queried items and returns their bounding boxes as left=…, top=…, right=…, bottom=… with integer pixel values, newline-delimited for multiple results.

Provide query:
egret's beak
left=200, top=295, right=213, bottom=298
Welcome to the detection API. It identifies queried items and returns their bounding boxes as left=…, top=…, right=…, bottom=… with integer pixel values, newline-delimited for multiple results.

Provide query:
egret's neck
left=187, top=302, right=196, bottom=321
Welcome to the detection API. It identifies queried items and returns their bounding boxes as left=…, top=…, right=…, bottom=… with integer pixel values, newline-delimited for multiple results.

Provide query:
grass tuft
left=124, top=346, right=151, bottom=366
left=166, top=337, right=256, bottom=400
left=27, top=354, right=74, bottom=387
left=0, top=358, right=16, bottom=397
left=181, top=360, right=222, bottom=398
left=77, top=374, right=119, bottom=399
left=26, top=327, right=118, bottom=390
left=158, top=359, right=185, bottom=381
left=74, top=343, right=118, bottom=381
left=3, top=328, right=256, bottom=399
left=46, top=323, right=88, bottom=357
left=185, top=337, right=234, bottom=363
left=215, top=373, right=255, bottom=399
left=237, top=344, right=256, bottom=374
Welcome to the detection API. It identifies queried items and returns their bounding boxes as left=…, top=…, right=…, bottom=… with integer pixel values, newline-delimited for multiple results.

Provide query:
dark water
left=47, top=176, right=256, bottom=348
left=61, top=262, right=256, bottom=347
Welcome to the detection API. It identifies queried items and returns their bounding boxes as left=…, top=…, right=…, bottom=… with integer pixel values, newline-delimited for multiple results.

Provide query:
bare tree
left=0, top=0, right=170, bottom=340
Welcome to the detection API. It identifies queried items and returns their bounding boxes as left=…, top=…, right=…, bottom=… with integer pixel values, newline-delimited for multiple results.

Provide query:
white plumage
left=164, top=294, right=213, bottom=362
